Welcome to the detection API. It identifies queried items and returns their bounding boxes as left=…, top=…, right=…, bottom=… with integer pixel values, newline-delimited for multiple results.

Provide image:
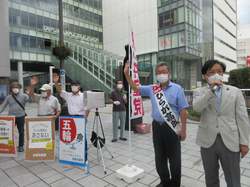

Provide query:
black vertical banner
left=123, top=45, right=142, bottom=131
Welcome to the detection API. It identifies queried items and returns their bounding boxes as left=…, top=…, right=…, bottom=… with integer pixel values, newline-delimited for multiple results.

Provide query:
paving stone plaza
left=0, top=100, right=250, bottom=187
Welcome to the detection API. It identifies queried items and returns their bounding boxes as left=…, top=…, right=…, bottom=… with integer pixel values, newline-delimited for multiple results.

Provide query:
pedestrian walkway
left=0, top=100, right=250, bottom=187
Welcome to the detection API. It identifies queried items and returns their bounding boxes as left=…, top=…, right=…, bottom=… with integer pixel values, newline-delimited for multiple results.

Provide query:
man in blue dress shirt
left=124, top=62, right=188, bottom=187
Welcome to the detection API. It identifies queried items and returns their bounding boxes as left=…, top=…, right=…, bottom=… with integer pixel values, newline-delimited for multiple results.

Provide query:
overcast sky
left=238, top=0, right=250, bottom=25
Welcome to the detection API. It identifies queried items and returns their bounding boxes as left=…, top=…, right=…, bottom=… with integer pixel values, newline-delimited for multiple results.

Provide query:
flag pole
left=115, top=1, right=144, bottom=183
left=127, top=0, right=132, bottom=166
left=128, top=42, right=132, bottom=166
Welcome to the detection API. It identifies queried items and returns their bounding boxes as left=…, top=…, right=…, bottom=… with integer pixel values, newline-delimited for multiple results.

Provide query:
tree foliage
left=228, top=68, right=250, bottom=89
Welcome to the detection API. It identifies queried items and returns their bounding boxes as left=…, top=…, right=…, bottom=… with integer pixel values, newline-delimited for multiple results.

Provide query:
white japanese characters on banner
left=29, top=121, right=52, bottom=149
left=59, top=116, right=87, bottom=167
left=130, top=32, right=144, bottom=119
left=0, top=116, right=16, bottom=157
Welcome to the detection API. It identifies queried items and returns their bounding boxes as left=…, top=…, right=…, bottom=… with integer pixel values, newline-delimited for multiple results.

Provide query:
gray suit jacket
left=193, top=85, right=250, bottom=152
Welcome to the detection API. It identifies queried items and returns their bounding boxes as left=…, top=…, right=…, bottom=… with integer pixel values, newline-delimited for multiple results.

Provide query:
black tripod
left=90, top=108, right=114, bottom=174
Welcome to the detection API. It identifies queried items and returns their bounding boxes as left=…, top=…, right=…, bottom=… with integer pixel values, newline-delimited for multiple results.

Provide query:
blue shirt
left=214, top=86, right=222, bottom=112
left=140, top=82, right=189, bottom=122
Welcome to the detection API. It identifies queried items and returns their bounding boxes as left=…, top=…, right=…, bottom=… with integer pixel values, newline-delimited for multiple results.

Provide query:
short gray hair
left=155, top=63, right=169, bottom=73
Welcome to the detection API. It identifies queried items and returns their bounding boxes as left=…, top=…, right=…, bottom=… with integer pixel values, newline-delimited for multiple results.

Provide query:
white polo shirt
left=38, top=95, right=61, bottom=116
left=60, top=90, right=86, bottom=115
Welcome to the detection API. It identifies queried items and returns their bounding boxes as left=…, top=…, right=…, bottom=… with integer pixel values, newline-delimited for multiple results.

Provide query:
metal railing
left=185, top=89, right=250, bottom=112
left=9, top=24, right=123, bottom=92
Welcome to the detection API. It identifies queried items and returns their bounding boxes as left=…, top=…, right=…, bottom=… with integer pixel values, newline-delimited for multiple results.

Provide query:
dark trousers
left=16, top=116, right=25, bottom=147
left=152, top=120, right=181, bottom=187
left=55, top=117, right=59, bottom=131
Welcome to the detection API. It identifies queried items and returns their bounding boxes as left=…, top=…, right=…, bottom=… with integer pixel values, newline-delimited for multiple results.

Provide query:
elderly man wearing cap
left=32, top=84, right=61, bottom=119
left=56, top=81, right=89, bottom=117
left=0, top=81, right=30, bottom=152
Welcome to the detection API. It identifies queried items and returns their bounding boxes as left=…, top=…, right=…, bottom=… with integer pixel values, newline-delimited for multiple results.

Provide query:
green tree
left=228, top=68, right=250, bottom=89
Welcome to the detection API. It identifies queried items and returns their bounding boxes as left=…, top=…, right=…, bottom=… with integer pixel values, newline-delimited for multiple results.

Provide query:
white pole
left=128, top=45, right=132, bottom=166
left=49, top=66, right=54, bottom=94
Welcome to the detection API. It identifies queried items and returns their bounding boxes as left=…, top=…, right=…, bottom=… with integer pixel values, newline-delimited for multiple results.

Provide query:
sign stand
left=59, top=116, right=89, bottom=174
left=0, top=116, right=17, bottom=157
left=25, top=117, right=55, bottom=161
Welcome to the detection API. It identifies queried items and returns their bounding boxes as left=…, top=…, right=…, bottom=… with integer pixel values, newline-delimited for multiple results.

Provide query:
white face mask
left=156, top=74, right=169, bottom=83
left=208, top=73, right=223, bottom=84
left=117, top=84, right=123, bottom=90
left=41, top=91, right=47, bottom=98
left=71, top=86, right=79, bottom=93
left=12, top=88, right=19, bottom=94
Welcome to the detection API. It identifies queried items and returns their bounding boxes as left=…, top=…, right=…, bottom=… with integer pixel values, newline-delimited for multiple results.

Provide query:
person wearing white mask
left=35, top=84, right=61, bottom=118
left=110, top=80, right=127, bottom=142
left=0, top=81, right=30, bottom=152
left=56, top=81, right=89, bottom=117
left=29, top=84, right=61, bottom=131
left=124, top=62, right=188, bottom=187
left=193, top=60, right=250, bottom=187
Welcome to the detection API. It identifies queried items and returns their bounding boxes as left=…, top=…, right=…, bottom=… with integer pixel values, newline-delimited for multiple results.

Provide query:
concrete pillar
left=18, top=61, right=24, bottom=93
left=0, top=0, right=10, bottom=78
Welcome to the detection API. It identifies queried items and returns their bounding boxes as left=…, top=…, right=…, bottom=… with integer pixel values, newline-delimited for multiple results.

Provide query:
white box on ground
left=116, top=164, right=144, bottom=183
left=84, top=90, right=105, bottom=109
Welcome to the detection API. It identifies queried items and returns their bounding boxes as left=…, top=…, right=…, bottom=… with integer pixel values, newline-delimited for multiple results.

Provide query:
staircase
left=51, top=41, right=123, bottom=93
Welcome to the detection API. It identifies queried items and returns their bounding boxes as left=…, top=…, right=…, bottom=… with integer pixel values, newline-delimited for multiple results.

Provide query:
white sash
left=152, top=84, right=178, bottom=134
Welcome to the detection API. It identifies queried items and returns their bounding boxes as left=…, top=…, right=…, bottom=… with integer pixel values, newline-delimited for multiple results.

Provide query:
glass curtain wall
left=9, top=0, right=103, bottom=52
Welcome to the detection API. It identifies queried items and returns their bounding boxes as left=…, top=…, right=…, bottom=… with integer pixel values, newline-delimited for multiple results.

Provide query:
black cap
left=71, top=80, right=80, bottom=86
left=10, top=81, right=22, bottom=89
left=52, top=68, right=60, bottom=75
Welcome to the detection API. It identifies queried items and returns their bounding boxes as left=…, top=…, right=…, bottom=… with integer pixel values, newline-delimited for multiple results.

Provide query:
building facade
left=104, top=0, right=203, bottom=89
left=103, top=0, right=158, bottom=85
left=237, top=38, right=250, bottom=68
left=203, top=0, right=237, bottom=80
left=3, top=0, right=121, bottom=94
left=237, top=24, right=250, bottom=68
left=158, top=0, right=203, bottom=89
left=103, top=0, right=238, bottom=89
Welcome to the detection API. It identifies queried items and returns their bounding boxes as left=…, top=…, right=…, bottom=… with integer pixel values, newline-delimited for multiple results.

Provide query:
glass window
left=10, top=32, right=19, bottom=48
left=172, top=33, right=178, bottom=48
left=159, top=35, right=171, bottom=50
left=37, top=15, right=43, bottom=29
left=21, top=35, right=29, bottom=48
left=29, top=13, right=37, bottom=28
left=192, top=11, right=196, bottom=26
left=43, top=17, right=51, bottom=27
left=187, top=31, right=192, bottom=46
left=177, top=7, right=184, bottom=23
left=73, top=6, right=79, bottom=17
left=159, top=11, right=173, bottom=28
left=178, top=32, right=185, bottom=46
left=29, top=36, right=36, bottom=48
left=159, top=8, right=181, bottom=28
left=160, top=0, right=170, bottom=6
left=37, top=38, right=45, bottom=49
left=9, top=8, right=20, bottom=25
left=21, top=11, right=29, bottom=26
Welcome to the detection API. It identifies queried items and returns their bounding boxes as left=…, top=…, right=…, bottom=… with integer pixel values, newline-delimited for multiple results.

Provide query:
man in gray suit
left=193, top=60, right=250, bottom=187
